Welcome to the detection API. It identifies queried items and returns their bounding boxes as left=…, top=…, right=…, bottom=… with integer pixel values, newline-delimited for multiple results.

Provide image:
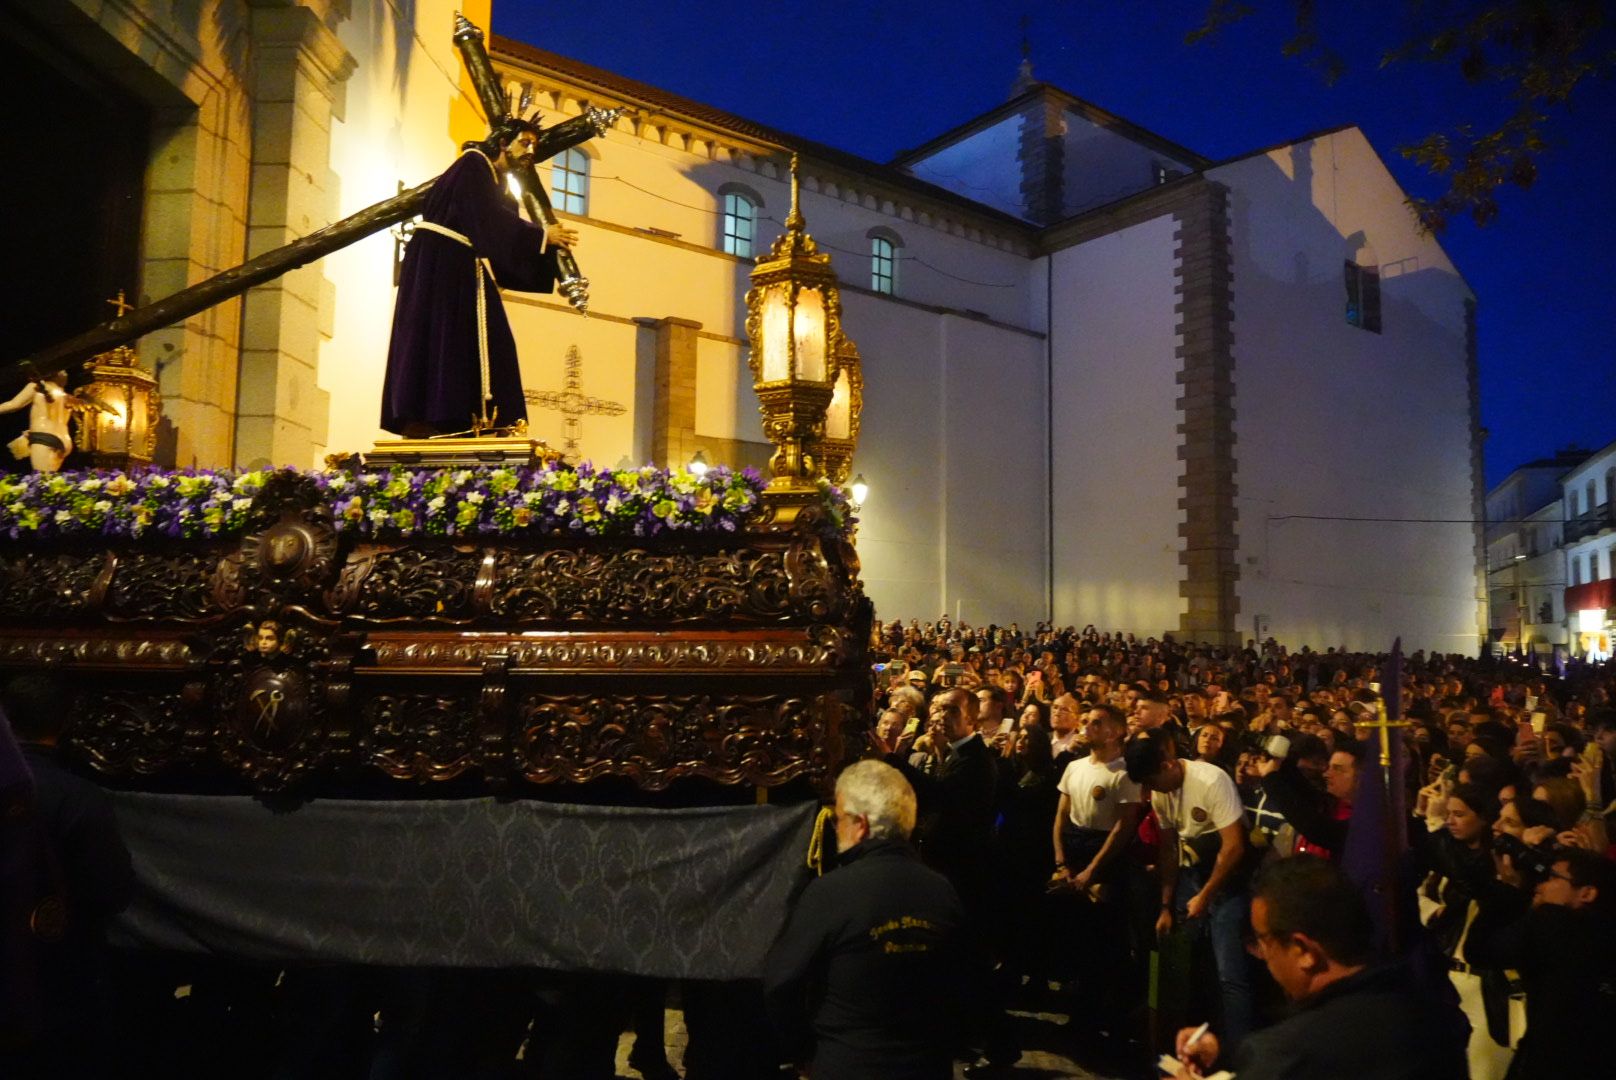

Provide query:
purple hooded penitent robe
left=380, top=149, right=561, bottom=435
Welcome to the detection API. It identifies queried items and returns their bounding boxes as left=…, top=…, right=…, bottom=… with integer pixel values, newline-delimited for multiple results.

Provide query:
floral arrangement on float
left=0, top=463, right=856, bottom=543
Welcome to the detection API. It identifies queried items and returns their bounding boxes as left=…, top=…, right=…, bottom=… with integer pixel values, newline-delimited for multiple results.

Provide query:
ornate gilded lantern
left=811, top=335, right=863, bottom=487
left=75, top=295, right=161, bottom=468
left=743, top=154, right=843, bottom=503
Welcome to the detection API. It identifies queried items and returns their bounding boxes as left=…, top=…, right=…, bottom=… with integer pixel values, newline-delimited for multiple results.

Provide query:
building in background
left=485, top=41, right=1485, bottom=653
left=1561, top=440, right=1616, bottom=660
left=4, top=3, right=1487, bottom=653
left=1484, top=449, right=1589, bottom=657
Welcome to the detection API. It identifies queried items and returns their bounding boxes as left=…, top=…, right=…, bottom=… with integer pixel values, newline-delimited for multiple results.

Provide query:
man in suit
left=896, top=687, right=1018, bottom=1074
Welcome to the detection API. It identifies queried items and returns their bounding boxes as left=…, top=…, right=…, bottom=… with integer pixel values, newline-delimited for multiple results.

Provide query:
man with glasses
left=1174, top=857, right=1467, bottom=1079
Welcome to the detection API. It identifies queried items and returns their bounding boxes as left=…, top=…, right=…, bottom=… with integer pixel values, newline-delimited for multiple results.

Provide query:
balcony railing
left=1565, top=503, right=1615, bottom=544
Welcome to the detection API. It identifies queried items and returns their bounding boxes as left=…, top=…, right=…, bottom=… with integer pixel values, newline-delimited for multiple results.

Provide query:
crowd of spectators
left=767, top=618, right=1616, bottom=1078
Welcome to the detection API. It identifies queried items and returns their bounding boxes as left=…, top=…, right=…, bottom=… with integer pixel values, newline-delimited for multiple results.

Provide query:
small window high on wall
left=721, top=192, right=756, bottom=257
left=1345, top=261, right=1381, bottom=333
left=870, top=234, right=898, bottom=295
left=552, top=148, right=589, bottom=215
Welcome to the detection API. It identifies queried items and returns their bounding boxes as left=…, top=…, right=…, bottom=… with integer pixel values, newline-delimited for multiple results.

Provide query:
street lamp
left=744, top=153, right=843, bottom=512
left=850, top=473, right=869, bottom=508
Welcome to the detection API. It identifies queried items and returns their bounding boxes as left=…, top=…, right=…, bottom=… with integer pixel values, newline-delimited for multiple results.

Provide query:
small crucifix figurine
left=1354, top=701, right=1412, bottom=768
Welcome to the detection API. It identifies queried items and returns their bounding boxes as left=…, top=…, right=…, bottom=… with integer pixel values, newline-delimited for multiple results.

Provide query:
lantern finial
left=786, top=152, right=803, bottom=231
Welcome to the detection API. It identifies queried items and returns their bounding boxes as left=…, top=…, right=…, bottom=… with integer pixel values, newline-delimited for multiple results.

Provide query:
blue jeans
left=1175, top=865, right=1253, bottom=1050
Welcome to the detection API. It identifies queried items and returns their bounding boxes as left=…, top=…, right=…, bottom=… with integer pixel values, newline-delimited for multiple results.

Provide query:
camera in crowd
left=1491, top=830, right=1561, bottom=884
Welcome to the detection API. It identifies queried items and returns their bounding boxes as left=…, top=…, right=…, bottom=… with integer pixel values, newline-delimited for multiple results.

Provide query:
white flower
left=232, top=497, right=252, bottom=511
left=78, top=477, right=104, bottom=492
left=327, top=475, right=349, bottom=490
left=370, top=509, right=389, bottom=525
left=54, top=510, right=72, bottom=523
left=555, top=498, right=570, bottom=514
left=465, top=491, right=485, bottom=504
left=93, top=499, right=112, bottom=512
left=427, top=496, right=446, bottom=511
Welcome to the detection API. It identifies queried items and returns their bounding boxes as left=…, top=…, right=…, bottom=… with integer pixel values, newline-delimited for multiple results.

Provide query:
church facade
left=11, top=1, right=1486, bottom=653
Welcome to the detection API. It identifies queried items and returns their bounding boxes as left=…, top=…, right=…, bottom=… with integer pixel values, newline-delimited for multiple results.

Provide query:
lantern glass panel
left=793, top=287, right=827, bottom=382
left=101, top=391, right=130, bottom=455
left=760, top=285, right=791, bottom=382
left=826, top=370, right=851, bottom=439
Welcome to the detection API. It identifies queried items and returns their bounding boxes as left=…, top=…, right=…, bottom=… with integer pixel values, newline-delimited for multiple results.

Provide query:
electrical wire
left=1269, top=515, right=1574, bottom=525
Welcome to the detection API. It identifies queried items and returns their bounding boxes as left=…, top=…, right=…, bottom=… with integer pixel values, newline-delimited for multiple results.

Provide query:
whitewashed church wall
left=505, top=298, right=639, bottom=462
left=842, top=294, right=1046, bottom=625
left=1047, top=216, right=1185, bottom=636
left=1059, top=110, right=1191, bottom=219
left=1212, top=129, right=1481, bottom=655
left=934, top=312, right=1049, bottom=626
left=693, top=336, right=763, bottom=445
left=319, top=0, right=466, bottom=460
left=902, top=114, right=1028, bottom=220
left=844, top=294, right=947, bottom=620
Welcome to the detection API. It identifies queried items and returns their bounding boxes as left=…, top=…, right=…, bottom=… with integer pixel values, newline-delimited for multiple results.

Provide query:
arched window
left=719, top=186, right=760, bottom=257
left=552, top=147, right=589, bottom=215
left=869, top=230, right=901, bottom=295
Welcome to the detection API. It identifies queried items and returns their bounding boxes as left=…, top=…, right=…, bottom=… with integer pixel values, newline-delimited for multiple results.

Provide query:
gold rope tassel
left=806, top=805, right=835, bottom=876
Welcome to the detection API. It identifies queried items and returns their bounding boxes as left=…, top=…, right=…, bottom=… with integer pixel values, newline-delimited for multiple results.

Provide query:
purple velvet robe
left=380, top=149, right=561, bottom=434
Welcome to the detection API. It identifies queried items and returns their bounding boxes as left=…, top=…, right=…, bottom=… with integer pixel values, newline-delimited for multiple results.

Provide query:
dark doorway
left=0, top=22, right=149, bottom=360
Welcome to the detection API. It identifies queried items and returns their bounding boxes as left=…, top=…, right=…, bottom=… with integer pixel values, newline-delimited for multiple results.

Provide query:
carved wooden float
left=0, top=472, right=871, bottom=794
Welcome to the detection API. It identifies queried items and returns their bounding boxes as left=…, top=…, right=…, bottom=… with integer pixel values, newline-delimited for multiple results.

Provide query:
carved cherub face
left=255, top=623, right=280, bottom=657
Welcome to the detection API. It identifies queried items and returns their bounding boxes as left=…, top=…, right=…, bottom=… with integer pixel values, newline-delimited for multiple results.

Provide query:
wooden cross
left=1354, top=701, right=1412, bottom=768
left=523, top=345, right=625, bottom=455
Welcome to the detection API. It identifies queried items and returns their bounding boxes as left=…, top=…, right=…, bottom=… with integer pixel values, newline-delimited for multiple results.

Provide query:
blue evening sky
left=494, top=0, right=1615, bottom=487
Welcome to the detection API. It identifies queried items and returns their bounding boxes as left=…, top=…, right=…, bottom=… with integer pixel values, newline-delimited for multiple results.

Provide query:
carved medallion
left=234, top=664, right=310, bottom=754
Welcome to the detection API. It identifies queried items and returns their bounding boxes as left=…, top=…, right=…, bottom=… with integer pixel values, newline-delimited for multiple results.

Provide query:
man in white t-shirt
left=1051, top=702, right=1143, bottom=1048
left=1053, top=703, right=1142, bottom=894
left=1125, top=726, right=1254, bottom=1051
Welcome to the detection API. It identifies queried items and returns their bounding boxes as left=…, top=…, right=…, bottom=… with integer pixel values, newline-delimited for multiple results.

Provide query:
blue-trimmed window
left=552, top=148, right=589, bottom=215
left=722, top=192, right=756, bottom=256
left=871, top=235, right=897, bottom=295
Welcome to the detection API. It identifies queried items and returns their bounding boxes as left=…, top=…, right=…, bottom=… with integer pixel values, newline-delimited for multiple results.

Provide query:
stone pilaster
left=1173, top=181, right=1241, bottom=646
left=650, top=317, right=702, bottom=469
left=1017, top=94, right=1065, bottom=226
left=233, top=0, right=354, bottom=467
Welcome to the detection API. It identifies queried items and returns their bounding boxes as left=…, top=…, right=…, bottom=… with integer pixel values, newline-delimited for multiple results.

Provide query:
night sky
left=495, top=0, right=1615, bottom=487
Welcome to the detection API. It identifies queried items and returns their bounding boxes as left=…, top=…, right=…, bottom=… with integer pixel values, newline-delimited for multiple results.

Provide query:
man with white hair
left=764, top=760, right=965, bottom=1080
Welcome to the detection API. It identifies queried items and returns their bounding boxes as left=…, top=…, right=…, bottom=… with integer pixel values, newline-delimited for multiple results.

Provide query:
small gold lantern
left=743, top=154, right=843, bottom=501
left=811, top=335, right=863, bottom=487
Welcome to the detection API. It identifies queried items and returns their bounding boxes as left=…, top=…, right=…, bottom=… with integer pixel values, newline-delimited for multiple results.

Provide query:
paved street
left=614, top=1003, right=1137, bottom=1080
